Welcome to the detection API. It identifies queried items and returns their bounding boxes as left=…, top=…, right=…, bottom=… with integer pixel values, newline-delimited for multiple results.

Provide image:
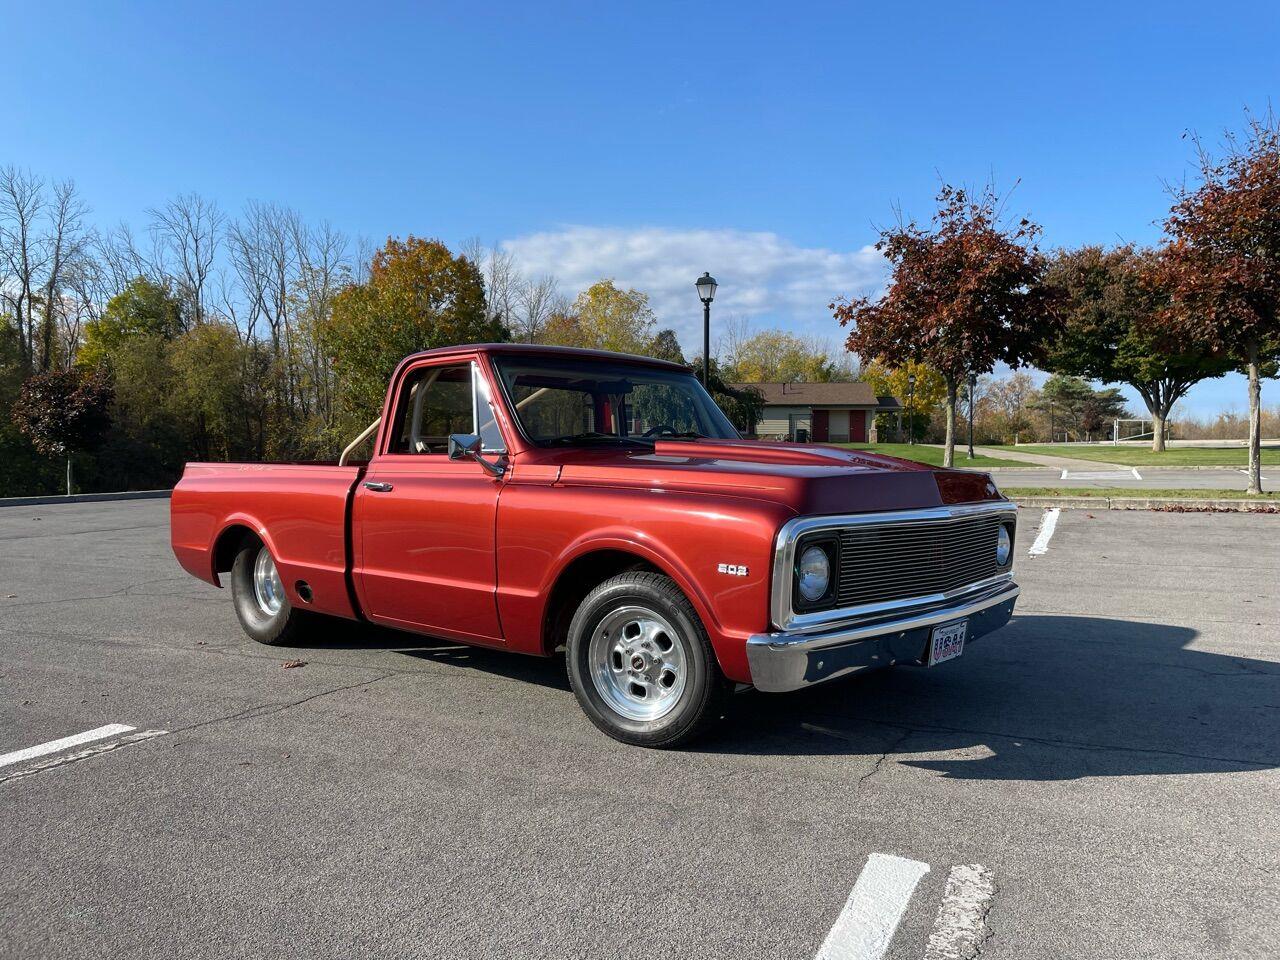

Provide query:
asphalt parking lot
left=2, top=500, right=1278, bottom=959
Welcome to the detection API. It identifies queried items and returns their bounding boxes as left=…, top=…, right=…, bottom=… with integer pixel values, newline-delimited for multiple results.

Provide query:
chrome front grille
left=834, top=513, right=1002, bottom=609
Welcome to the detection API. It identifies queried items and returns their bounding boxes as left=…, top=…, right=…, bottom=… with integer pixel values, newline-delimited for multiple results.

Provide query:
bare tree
left=515, top=274, right=559, bottom=343
left=0, top=166, right=46, bottom=370
left=94, top=222, right=156, bottom=297
left=38, top=179, right=90, bottom=369
left=149, top=192, right=222, bottom=325
left=461, top=237, right=522, bottom=333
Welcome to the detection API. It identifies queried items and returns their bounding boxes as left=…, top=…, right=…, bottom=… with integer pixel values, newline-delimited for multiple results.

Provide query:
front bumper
left=745, top=581, right=1019, bottom=692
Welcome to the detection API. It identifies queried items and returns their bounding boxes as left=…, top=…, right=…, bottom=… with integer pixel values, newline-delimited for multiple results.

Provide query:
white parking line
left=815, top=853, right=930, bottom=960
left=1028, top=508, right=1061, bottom=557
left=1239, top=469, right=1271, bottom=481
left=1131, top=467, right=1142, bottom=480
left=0, top=728, right=168, bottom=785
left=0, top=724, right=135, bottom=768
left=924, top=864, right=996, bottom=960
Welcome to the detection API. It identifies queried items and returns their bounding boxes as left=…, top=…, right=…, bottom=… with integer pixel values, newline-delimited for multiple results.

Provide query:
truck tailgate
left=170, top=462, right=364, bottom=620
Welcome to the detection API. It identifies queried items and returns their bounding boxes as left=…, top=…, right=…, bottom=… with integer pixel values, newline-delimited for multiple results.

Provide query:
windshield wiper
left=655, top=432, right=706, bottom=440
left=543, top=432, right=650, bottom=447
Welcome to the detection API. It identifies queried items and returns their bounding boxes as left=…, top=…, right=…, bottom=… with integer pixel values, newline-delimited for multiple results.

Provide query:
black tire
left=228, top=538, right=312, bottom=646
left=566, top=571, right=730, bottom=748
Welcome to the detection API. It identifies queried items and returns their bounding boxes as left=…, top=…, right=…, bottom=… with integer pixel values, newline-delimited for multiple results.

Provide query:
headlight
left=797, top=545, right=831, bottom=601
left=996, top=525, right=1012, bottom=566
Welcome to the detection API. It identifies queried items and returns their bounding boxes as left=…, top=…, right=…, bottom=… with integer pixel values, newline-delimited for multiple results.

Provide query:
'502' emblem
left=717, top=563, right=749, bottom=576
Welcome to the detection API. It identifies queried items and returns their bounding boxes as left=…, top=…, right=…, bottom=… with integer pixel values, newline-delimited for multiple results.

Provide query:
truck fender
left=542, top=530, right=726, bottom=649
left=208, top=513, right=281, bottom=588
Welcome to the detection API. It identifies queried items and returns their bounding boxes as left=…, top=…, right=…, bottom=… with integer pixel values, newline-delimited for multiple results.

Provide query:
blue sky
left=3, top=0, right=1278, bottom=416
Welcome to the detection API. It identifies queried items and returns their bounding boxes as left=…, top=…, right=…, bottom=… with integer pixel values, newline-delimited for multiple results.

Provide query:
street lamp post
left=967, top=371, right=977, bottom=460
left=906, top=372, right=916, bottom=445
left=695, top=272, right=717, bottom=388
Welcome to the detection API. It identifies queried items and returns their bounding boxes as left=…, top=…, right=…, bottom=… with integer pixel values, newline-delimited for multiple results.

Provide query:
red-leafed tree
left=834, top=184, right=1055, bottom=467
left=11, top=367, right=114, bottom=495
left=1156, top=113, right=1280, bottom=494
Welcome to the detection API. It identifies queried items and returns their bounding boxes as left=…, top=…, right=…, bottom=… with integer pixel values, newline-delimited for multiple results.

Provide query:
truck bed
left=170, top=462, right=366, bottom=620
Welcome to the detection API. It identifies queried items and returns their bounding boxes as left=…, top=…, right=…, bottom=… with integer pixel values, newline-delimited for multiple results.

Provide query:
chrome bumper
left=745, top=581, right=1020, bottom=693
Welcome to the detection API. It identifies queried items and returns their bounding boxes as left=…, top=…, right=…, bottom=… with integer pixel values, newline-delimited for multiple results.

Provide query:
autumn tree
left=12, top=367, right=113, bottom=494
left=1157, top=113, right=1280, bottom=494
left=860, top=359, right=945, bottom=441
left=722, top=326, right=855, bottom=383
left=835, top=184, right=1053, bottom=466
left=982, top=371, right=1039, bottom=444
left=321, top=237, right=502, bottom=433
left=1043, top=245, right=1230, bottom=451
left=567, top=279, right=657, bottom=354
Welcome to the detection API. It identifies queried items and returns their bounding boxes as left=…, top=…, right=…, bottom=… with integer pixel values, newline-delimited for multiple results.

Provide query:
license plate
left=927, top=620, right=967, bottom=666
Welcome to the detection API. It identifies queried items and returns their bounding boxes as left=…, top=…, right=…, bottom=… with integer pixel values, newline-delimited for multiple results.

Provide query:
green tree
left=1043, top=246, right=1231, bottom=451
left=648, top=328, right=686, bottom=364
left=168, top=322, right=253, bottom=461
left=1030, top=374, right=1129, bottom=441
left=698, top=358, right=764, bottom=435
left=11, top=367, right=113, bottom=494
left=835, top=184, right=1054, bottom=466
left=321, top=237, right=502, bottom=432
left=79, top=277, right=185, bottom=369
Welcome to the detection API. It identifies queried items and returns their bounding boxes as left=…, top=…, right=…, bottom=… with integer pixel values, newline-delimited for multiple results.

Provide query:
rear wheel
left=229, top=539, right=312, bottom=645
left=566, top=572, right=730, bottom=747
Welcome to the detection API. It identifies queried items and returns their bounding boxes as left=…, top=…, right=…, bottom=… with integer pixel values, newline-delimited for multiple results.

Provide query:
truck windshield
left=492, top=355, right=739, bottom=447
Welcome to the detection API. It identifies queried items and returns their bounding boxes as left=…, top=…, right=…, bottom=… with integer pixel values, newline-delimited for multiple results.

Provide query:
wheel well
left=541, top=550, right=662, bottom=655
left=213, top=524, right=261, bottom=576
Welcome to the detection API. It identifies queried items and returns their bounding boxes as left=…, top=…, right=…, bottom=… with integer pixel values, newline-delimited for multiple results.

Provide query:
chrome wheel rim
left=252, top=546, right=285, bottom=617
left=588, top=605, right=688, bottom=722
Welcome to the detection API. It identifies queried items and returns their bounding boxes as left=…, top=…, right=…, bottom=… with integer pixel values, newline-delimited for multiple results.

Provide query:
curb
left=0, top=489, right=172, bottom=508
left=1010, top=495, right=1278, bottom=512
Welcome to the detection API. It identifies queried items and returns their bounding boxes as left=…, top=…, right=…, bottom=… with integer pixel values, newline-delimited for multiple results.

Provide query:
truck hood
left=514, top=438, right=1003, bottom=515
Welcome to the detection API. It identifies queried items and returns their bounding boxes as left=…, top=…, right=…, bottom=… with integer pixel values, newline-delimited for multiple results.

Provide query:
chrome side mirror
left=448, top=433, right=505, bottom=478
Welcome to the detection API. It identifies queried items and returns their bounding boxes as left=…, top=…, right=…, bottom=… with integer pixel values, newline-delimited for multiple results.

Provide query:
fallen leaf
left=282, top=659, right=307, bottom=669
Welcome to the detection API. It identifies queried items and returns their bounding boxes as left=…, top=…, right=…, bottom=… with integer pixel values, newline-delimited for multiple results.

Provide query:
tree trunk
left=943, top=379, right=957, bottom=468
left=1151, top=412, right=1166, bottom=453
left=1246, top=351, right=1262, bottom=495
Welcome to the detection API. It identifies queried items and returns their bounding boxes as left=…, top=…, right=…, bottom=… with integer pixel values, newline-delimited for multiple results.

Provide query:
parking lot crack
left=168, top=672, right=398, bottom=739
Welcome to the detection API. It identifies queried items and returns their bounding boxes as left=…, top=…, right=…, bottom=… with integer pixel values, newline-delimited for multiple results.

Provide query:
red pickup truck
left=171, top=343, right=1019, bottom=746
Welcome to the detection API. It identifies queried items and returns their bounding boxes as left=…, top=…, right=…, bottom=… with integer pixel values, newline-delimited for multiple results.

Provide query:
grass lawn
left=1001, top=486, right=1280, bottom=500
left=834, top=442, right=1026, bottom=468
left=990, top=443, right=1280, bottom=466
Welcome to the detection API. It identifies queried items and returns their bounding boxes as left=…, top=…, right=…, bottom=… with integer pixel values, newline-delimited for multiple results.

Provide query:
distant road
left=980, top=466, right=1267, bottom=491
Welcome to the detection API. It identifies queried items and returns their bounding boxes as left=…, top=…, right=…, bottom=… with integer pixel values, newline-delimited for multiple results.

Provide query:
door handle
left=363, top=481, right=394, bottom=492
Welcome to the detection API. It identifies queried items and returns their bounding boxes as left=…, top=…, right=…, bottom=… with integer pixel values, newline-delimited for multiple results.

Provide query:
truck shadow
left=301, top=619, right=571, bottom=691
left=699, top=613, right=1280, bottom=781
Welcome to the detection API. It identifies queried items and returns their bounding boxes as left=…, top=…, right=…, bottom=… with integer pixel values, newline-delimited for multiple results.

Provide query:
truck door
left=353, top=359, right=507, bottom=643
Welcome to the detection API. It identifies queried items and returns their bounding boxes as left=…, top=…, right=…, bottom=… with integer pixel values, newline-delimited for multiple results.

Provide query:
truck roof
left=405, top=342, right=690, bottom=372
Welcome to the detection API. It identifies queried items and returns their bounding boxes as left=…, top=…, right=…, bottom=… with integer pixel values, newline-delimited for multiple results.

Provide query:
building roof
left=731, top=381, right=886, bottom=407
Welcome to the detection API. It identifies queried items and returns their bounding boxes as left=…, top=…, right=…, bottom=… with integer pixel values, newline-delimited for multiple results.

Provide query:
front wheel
left=566, top=572, right=730, bottom=747
left=229, top=539, right=313, bottom=645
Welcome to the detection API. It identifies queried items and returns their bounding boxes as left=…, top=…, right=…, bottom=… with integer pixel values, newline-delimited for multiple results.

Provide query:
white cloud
left=500, top=225, right=887, bottom=351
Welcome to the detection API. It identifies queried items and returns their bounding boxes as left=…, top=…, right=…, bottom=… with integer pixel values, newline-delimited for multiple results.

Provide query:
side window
left=388, top=363, right=507, bottom=455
